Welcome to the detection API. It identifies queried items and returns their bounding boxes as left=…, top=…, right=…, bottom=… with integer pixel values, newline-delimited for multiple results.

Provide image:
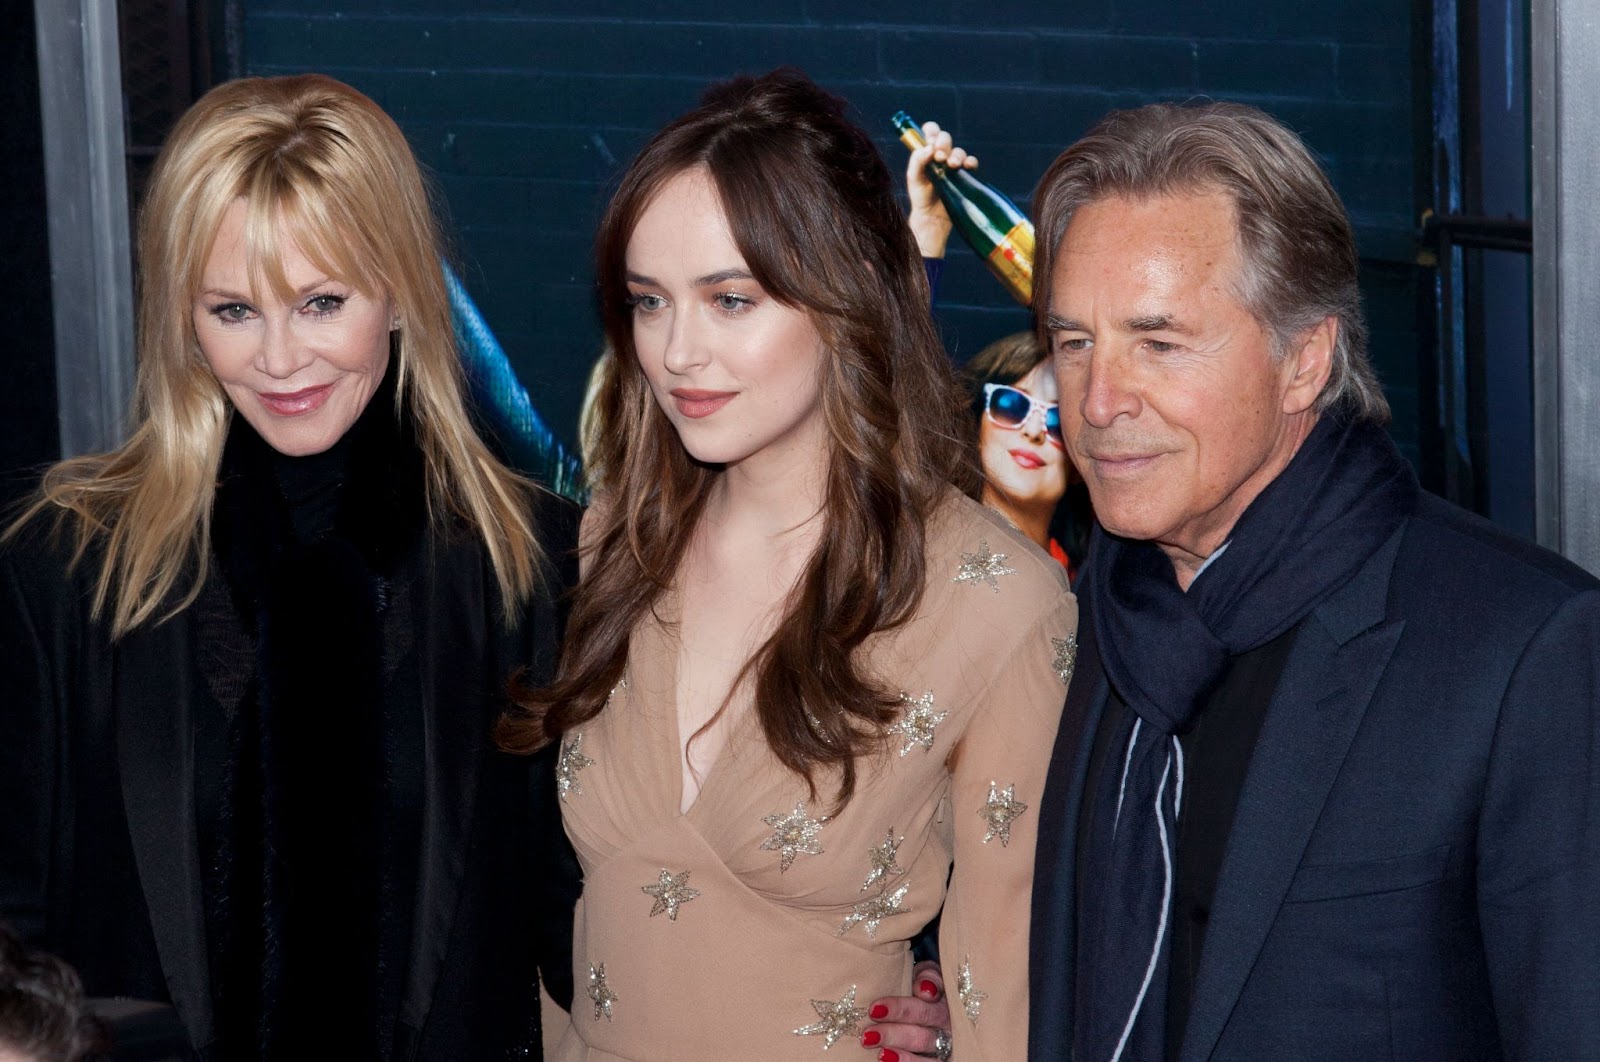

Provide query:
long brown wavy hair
left=499, top=69, right=977, bottom=808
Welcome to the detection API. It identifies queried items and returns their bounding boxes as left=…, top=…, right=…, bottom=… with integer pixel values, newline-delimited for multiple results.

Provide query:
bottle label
left=986, top=222, right=1036, bottom=305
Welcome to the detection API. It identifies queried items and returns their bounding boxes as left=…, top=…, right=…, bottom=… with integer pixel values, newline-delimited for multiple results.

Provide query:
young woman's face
left=625, top=168, right=828, bottom=477
left=979, top=360, right=1069, bottom=516
left=194, top=199, right=392, bottom=457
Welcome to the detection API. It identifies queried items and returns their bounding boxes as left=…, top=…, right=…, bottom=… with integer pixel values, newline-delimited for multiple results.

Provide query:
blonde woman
left=0, top=75, right=577, bottom=1060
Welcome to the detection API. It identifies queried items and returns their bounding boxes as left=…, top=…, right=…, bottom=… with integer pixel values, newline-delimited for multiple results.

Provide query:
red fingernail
left=861, top=1030, right=881, bottom=1047
left=919, top=979, right=939, bottom=998
left=869, top=1004, right=889, bottom=1020
left=878, top=1052, right=900, bottom=1062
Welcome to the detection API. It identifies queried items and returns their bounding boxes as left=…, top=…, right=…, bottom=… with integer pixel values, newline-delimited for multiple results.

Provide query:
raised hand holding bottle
left=894, top=110, right=1035, bottom=305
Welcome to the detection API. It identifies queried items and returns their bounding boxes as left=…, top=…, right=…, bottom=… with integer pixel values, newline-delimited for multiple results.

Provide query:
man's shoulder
left=1399, top=491, right=1600, bottom=603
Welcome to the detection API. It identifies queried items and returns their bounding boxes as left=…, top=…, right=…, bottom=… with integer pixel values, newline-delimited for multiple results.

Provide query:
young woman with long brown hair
left=501, top=69, right=1076, bottom=1061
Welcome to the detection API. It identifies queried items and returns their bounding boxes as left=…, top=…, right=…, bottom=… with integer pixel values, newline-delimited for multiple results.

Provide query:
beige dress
left=553, top=493, right=1077, bottom=1061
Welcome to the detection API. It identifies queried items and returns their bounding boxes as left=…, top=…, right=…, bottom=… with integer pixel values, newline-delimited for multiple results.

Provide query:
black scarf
left=1073, top=413, right=1417, bottom=1061
left=208, top=364, right=427, bottom=1060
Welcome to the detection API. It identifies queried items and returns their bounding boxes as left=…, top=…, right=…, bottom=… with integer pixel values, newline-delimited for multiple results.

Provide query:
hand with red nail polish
left=858, top=959, right=951, bottom=1056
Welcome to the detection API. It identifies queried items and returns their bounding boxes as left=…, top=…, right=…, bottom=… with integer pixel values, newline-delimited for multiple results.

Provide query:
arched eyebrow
left=625, top=269, right=757, bottom=287
left=199, top=275, right=340, bottom=302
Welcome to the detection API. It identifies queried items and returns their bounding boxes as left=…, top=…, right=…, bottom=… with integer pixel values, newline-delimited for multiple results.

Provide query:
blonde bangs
left=8, top=73, right=549, bottom=636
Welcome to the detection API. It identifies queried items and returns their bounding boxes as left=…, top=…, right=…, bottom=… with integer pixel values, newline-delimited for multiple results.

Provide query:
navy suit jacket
left=1029, top=493, right=1600, bottom=1060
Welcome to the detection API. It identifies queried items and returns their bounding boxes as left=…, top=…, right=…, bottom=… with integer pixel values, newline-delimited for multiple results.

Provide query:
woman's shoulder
left=909, top=491, right=1077, bottom=669
left=0, top=504, right=103, bottom=623
left=927, top=490, right=1073, bottom=605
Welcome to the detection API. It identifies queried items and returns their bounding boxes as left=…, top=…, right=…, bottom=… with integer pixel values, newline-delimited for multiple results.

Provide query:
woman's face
left=979, top=360, right=1069, bottom=516
left=193, top=199, right=392, bottom=457
left=625, top=168, right=828, bottom=477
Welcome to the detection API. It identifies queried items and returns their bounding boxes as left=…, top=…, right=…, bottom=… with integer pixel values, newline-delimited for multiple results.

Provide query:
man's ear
left=1281, top=315, right=1337, bottom=416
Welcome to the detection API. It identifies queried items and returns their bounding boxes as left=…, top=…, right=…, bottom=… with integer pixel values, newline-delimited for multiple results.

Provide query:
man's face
left=1046, top=190, right=1321, bottom=569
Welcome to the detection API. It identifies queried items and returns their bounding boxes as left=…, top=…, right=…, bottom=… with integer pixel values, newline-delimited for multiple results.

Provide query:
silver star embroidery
left=587, top=962, right=618, bottom=1023
left=954, top=539, right=1018, bottom=591
left=979, top=781, right=1028, bottom=846
left=641, top=868, right=700, bottom=922
left=956, top=957, right=988, bottom=1025
left=555, top=731, right=594, bottom=801
left=1052, top=634, right=1078, bottom=687
left=761, top=802, right=829, bottom=872
left=793, top=985, right=867, bottom=1048
left=888, top=691, right=948, bottom=757
left=860, top=828, right=906, bottom=892
left=837, top=882, right=910, bottom=939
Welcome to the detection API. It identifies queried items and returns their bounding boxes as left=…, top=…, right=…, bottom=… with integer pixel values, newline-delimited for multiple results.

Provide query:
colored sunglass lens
left=989, top=387, right=1030, bottom=426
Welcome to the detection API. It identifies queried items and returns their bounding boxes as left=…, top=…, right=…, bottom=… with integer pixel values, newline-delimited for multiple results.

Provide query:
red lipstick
left=257, top=383, right=334, bottom=417
left=1009, top=448, right=1045, bottom=470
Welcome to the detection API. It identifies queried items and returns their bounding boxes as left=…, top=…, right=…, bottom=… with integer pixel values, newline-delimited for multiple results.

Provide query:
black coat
left=1029, top=492, right=1600, bottom=1059
left=0, top=479, right=580, bottom=1060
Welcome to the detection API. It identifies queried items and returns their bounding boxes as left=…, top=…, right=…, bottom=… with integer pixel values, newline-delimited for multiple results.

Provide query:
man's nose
left=1080, top=349, right=1140, bottom=428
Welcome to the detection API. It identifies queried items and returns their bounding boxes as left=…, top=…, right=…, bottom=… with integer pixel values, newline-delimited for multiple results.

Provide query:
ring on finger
left=933, top=1028, right=953, bottom=1062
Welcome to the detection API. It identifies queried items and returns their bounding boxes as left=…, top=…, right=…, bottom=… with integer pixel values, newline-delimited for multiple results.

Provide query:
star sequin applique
left=761, top=802, right=830, bottom=872
left=793, top=985, right=867, bottom=1049
left=555, top=731, right=594, bottom=801
left=1052, top=633, right=1078, bottom=687
left=587, top=962, right=618, bottom=1023
left=956, top=957, right=987, bottom=1025
left=860, top=828, right=906, bottom=892
left=837, top=882, right=910, bottom=939
left=979, top=781, right=1028, bottom=846
left=954, top=540, right=1018, bottom=592
left=888, top=691, right=948, bottom=757
left=641, top=868, right=700, bottom=922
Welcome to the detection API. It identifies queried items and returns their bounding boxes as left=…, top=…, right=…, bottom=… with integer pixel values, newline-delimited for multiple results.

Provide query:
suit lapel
left=1029, top=607, right=1108, bottom=1059
left=115, top=613, right=214, bottom=1046
left=1179, top=529, right=1406, bottom=1062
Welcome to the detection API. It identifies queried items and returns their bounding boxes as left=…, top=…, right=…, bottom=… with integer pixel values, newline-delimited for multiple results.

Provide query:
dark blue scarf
left=1074, top=413, right=1418, bottom=1060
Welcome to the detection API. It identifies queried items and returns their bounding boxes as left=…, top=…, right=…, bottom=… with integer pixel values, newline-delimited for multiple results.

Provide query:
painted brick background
left=241, top=2, right=1421, bottom=461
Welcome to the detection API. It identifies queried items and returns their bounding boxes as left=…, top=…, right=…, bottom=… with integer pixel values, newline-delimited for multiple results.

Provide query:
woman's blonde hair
left=8, top=74, right=544, bottom=635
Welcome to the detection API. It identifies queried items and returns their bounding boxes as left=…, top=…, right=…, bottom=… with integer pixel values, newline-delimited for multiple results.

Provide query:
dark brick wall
left=241, top=3, right=1421, bottom=459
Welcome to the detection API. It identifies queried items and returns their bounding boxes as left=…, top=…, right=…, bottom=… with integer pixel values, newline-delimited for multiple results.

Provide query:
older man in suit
left=1024, top=102, right=1600, bottom=1061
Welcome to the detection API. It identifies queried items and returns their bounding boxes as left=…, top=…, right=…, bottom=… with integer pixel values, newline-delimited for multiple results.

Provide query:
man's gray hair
left=1033, top=101, right=1390, bottom=424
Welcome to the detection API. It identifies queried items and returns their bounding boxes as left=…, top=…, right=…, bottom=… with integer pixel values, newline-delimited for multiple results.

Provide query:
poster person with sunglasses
left=964, top=334, right=1082, bottom=578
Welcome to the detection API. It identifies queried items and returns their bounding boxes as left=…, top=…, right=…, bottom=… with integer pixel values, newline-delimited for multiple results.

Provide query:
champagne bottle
left=893, top=110, right=1036, bottom=305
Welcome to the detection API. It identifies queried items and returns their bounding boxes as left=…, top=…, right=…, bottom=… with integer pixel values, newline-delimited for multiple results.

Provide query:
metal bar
left=34, top=0, right=135, bottom=458
left=1530, top=0, right=1559, bottom=552
left=1531, top=0, right=1600, bottom=574
left=1422, top=212, right=1532, bottom=252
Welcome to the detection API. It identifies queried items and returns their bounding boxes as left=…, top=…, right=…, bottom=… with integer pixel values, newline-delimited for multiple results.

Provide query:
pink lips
left=257, top=383, right=334, bottom=417
left=1009, top=448, right=1045, bottom=470
left=670, top=388, right=736, bottom=419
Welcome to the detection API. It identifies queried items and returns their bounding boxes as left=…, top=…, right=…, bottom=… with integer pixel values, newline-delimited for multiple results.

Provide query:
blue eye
left=209, top=302, right=252, bottom=323
left=305, top=294, right=345, bottom=315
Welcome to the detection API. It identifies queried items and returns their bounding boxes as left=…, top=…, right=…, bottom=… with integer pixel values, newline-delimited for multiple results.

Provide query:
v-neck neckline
left=646, top=593, right=754, bottom=819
